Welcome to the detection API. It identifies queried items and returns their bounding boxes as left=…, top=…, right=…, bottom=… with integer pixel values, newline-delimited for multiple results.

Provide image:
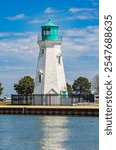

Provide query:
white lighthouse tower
left=34, top=19, right=67, bottom=95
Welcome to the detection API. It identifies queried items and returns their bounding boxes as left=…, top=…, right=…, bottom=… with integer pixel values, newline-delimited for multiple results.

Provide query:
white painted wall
left=34, top=40, right=67, bottom=94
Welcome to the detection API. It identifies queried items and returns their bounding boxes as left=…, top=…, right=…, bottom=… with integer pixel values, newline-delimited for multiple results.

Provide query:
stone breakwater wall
left=0, top=105, right=99, bottom=116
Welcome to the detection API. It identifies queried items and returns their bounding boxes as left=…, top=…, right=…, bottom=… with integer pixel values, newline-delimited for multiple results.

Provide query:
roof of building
left=42, top=19, right=58, bottom=27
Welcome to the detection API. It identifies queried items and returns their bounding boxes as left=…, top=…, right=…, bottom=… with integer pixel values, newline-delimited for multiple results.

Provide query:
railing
left=37, top=35, right=62, bottom=42
left=11, top=95, right=33, bottom=105
left=11, top=94, right=94, bottom=105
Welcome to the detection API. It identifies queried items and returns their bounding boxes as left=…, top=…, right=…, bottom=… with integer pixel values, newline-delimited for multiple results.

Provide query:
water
left=0, top=115, right=99, bottom=150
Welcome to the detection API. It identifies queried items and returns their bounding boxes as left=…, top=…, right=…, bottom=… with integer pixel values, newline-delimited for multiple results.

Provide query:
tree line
left=67, top=74, right=99, bottom=95
left=0, top=74, right=99, bottom=97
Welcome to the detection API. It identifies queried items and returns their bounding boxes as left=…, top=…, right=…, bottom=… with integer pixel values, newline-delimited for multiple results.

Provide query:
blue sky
left=0, top=0, right=99, bottom=95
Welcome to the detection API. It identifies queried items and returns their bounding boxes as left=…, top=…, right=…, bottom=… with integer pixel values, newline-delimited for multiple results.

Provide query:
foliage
left=14, top=76, right=34, bottom=95
left=92, top=74, right=99, bottom=94
left=72, top=76, right=91, bottom=95
left=0, top=82, right=3, bottom=96
left=66, top=83, right=72, bottom=95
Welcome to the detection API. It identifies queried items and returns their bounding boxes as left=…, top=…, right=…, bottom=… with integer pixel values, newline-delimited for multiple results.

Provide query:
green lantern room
left=41, top=19, right=61, bottom=41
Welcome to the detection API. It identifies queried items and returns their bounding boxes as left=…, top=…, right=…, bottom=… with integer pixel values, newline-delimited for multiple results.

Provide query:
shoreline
left=0, top=105, right=99, bottom=116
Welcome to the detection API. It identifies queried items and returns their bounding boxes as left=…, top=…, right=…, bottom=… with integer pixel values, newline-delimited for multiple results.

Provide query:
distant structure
left=34, top=19, right=67, bottom=95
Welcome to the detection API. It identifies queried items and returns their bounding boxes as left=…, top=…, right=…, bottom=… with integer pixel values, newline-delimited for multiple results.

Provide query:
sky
left=0, top=0, right=99, bottom=96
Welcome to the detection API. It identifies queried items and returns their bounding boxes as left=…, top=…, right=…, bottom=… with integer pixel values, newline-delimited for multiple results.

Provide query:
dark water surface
left=0, top=115, right=99, bottom=150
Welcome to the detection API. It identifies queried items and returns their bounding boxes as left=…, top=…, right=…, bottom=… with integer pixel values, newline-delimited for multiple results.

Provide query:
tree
left=0, top=82, right=3, bottom=97
left=66, top=83, right=72, bottom=95
left=72, top=76, right=91, bottom=96
left=92, top=74, right=99, bottom=94
left=14, top=76, right=34, bottom=95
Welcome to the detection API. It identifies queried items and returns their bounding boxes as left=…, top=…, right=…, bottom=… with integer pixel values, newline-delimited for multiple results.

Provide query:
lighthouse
left=34, top=19, right=67, bottom=95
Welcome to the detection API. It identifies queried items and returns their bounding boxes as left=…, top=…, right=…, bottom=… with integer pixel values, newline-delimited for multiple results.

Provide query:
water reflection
left=40, top=116, right=70, bottom=150
left=0, top=115, right=98, bottom=150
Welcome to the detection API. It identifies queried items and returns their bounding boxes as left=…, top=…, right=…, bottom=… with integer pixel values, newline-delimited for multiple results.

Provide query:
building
left=34, top=19, right=67, bottom=96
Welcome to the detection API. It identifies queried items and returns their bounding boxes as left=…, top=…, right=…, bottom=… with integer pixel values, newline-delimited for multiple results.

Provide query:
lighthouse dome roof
left=42, top=19, right=58, bottom=27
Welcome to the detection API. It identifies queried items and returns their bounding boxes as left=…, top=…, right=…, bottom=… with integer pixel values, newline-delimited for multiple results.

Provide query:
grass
left=0, top=101, right=11, bottom=105
left=0, top=101, right=32, bottom=105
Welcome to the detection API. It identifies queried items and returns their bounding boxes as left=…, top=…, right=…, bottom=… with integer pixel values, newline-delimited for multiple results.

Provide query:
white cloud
left=0, top=32, right=38, bottom=95
left=90, top=0, right=98, bottom=7
left=6, top=13, right=26, bottom=21
left=60, top=26, right=99, bottom=82
left=66, top=14, right=97, bottom=20
left=69, top=8, right=96, bottom=13
left=69, top=8, right=80, bottom=13
left=62, top=26, right=98, bottom=56
left=0, top=26, right=98, bottom=62
left=68, top=7, right=98, bottom=20
left=44, top=7, right=55, bottom=14
left=0, top=32, right=39, bottom=69
left=28, top=19, right=45, bottom=24
left=0, top=32, right=10, bottom=37
left=0, top=66, right=27, bottom=71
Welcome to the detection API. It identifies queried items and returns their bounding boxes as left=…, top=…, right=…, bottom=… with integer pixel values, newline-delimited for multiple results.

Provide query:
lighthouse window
left=43, top=29, right=50, bottom=36
left=58, top=56, right=61, bottom=64
left=39, top=74, right=41, bottom=82
left=46, top=29, right=50, bottom=35
left=43, top=30, right=46, bottom=36
left=41, top=48, right=44, bottom=54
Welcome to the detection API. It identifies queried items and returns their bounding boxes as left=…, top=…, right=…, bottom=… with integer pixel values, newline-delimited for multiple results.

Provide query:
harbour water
left=0, top=115, right=98, bottom=150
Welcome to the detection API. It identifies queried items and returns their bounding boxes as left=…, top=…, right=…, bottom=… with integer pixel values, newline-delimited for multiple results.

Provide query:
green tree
left=66, top=83, right=72, bottom=95
left=72, top=76, right=91, bottom=96
left=14, top=76, right=34, bottom=95
left=0, top=82, right=3, bottom=96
